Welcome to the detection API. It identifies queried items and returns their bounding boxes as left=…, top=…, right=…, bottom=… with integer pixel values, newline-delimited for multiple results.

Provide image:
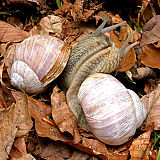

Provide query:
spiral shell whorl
left=78, top=73, right=147, bottom=145
left=11, top=61, right=43, bottom=93
left=10, top=35, right=70, bottom=94
left=127, top=89, right=147, bottom=129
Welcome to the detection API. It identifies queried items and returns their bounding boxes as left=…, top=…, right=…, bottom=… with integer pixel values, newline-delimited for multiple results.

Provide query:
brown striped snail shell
left=10, top=35, right=70, bottom=94
left=78, top=73, right=147, bottom=145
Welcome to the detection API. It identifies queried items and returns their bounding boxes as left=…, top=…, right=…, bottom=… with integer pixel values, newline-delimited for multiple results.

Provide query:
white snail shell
left=78, top=73, right=147, bottom=145
left=10, top=35, right=70, bottom=94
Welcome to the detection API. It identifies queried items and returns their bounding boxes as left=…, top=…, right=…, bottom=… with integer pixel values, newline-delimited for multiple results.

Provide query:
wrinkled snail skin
left=60, top=21, right=139, bottom=129
left=78, top=73, right=147, bottom=145
left=10, top=35, right=70, bottom=94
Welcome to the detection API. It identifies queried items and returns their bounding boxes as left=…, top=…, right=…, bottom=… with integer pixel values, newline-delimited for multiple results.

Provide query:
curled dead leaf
left=141, top=85, right=160, bottom=131
left=0, top=90, right=32, bottom=160
left=18, top=153, right=36, bottom=160
left=67, top=137, right=109, bottom=160
left=68, top=150, right=92, bottom=160
left=51, top=86, right=81, bottom=144
left=129, top=131, right=152, bottom=160
left=9, top=138, right=27, bottom=159
left=11, top=91, right=33, bottom=136
left=140, top=15, right=160, bottom=46
left=139, top=44, right=160, bottom=68
left=140, top=0, right=155, bottom=22
left=54, top=0, right=102, bottom=23
left=35, top=119, right=69, bottom=142
left=30, top=15, right=62, bottom=37
left=41, top=141, right=72, bottom=159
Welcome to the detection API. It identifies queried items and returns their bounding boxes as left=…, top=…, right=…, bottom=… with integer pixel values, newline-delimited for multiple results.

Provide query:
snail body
left=61, top=21, right=138, bottom=127
left=78, top=73, right=147, bottom=145
left=10, top=35, right=70, bottom=94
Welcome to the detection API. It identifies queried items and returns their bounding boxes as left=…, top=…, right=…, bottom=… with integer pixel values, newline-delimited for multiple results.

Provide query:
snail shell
left=78, top=73, right=147, bottom=145
left=10, top=35, right=70, bottom=94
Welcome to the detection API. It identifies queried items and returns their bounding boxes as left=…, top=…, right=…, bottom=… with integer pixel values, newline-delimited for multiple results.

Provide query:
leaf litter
left=1, top=0, right=160, bottom=159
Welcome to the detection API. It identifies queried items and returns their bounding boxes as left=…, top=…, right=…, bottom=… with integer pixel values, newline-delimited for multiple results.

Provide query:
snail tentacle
left=101, top=21, right=126, bottom=34
left=118, top=30, right=137, bottom=56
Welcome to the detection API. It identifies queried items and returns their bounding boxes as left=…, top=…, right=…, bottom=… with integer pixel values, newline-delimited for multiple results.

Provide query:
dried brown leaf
left=140, top=15, right=160, bottom=46
left=7, top=17, right=23, bottom=29
left=35, top=119, right=69, bottom=142
left=41, top=141, right=72, bottom=160
left=129, top=131, right=152, bottom=160
left=0, top=91, right=32, bottom=160
left=141, top=84, right=160, bottom=131
left=112, top=15, right=140, bottom=42
left=140, top=0, right=154, bottom=22
left=18, top=153, right=36, bottom=160
left=4, top=43, right=21, bottom=80
left=68, top=150, right=91, bottom=160
left=139, top=44, right=160, bottom=68
left=51, top=86, right=81, bottom=143
left=11, top=91, right=33, bottom=136
left=71, top=26, right=95, bottom=47
left=107, top=140, right=131, bottom=160
left=141, top=0, right=150, bottom=12
left=9, top=138, right=27, bottom=159
left=14, top=90, right=70, bottom=142
left=36, top=15, right=62, bottom=37
left=26, top=94, right=69, bottom=141
left=54, top=3, right=72, bottom=16
left=158, top=0, right=160, bottom=7
left=130, top=67, right=155, bottom=80
left=67, top=137, right=109, bottom=159
left=0, top=20, right=28, bottom=42
left=144, top=79, right=159, bottom=94
left=54, top=0, right=102, bottom=23
left=27, top=96, right=52, bottom=119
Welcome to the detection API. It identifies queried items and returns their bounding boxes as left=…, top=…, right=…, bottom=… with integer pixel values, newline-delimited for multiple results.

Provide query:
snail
left=8, top=20, right=147, bottom=145
left=60, top=20, right=139, bottom=128
left=10, top=35, right=70, bottom=94
left=78, top=73, right=147, bottom=145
